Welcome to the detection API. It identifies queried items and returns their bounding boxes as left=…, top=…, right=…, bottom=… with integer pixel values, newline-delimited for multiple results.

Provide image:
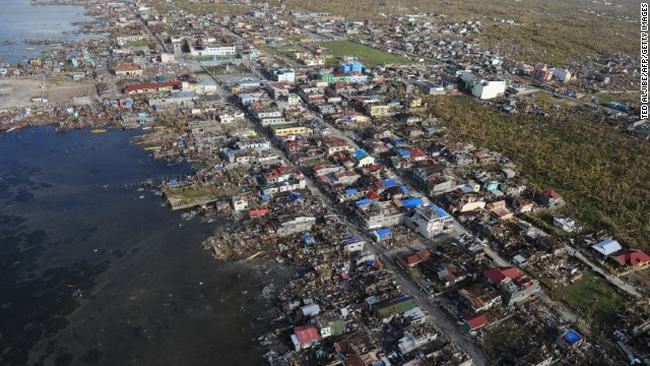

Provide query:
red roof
left=540, top=188, right=561, bottom=199
left=249, top=209, right=270, bottom=217
left=466, top=314, right=488, bottom=330
left=483, top=267, right=522, bottom=284
left=612, top=249, right=650, bottom=267
left=411, top=149, right=427, bottom=158
left=294, top=325, right=321, bottom=345
left=397, top=250, right=431, bottom=268
left=366, top=190, right=380, bottom=200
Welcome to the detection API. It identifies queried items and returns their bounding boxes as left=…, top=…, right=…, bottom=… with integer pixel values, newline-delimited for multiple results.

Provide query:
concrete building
left=114, top=63, right=144, bottom=77
left=271, top=68, right=296, bottom=83
left=460, top=71, right=506, bottom=100
left=408, top=204, right=454, bottom=239
left=190, top=44, right=236, bottom=57
left=553, top=68, right=572, bottom=82
left=276, top=216, right=316, bottom=236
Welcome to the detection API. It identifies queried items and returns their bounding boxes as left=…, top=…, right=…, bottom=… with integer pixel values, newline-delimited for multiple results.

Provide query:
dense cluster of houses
left=1, top=0, right=648, bottom=365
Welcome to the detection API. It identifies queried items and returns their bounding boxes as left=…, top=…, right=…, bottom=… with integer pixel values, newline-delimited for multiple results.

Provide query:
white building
left=408, top=204, right=454, bottom=239
left=472, top=80, right=506, bottom=99
left=591, top=239, right=622, bottom=256
left=341, top=237, right=366, bottom=253
left=272, top=68, right=296, bottom=83
left=260, top=117, right=290, bottom=126
left=460, top=71, right=506, bottom=100
left=190, top=44, right=236, bottom=57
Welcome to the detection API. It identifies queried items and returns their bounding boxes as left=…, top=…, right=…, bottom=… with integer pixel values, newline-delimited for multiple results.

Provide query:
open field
left=164, top=185, right=237, bottom=210
left=480, top=318, right=536, bottom=363
left=595, top=91, right=641, bottom=109
left=321, top=40, right=411, bottom=67
left=151, top=0, right=250, bottom=16
left=284, top=0, right=638, bottom=64
left=258, top=44, right=304, bottom=60
left=0, top=78, right=96, bottom=108
left=426, top=95, right=650, bottom=252
left=543, top=272, right=622, bottom=325
left=205, top=63, right=250, bottom=75
left=526, top=91, right=578, bottom=110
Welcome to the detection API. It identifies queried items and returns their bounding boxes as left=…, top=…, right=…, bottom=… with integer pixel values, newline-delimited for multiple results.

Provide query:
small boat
left=5, top=127, right=18, bottom=133
left=91, top=129, right=107, bottom=134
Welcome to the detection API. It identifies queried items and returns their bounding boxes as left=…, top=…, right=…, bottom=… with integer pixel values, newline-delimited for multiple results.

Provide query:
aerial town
left=0, top=0, right=649, bottom=366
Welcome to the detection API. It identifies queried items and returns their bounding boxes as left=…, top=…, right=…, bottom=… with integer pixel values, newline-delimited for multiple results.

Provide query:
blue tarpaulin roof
left=345, top=188, right=359, bottom=195
left=401, top=197, right=423, bottom=209
left=400, top=185, right=410, bottom=194
left=365, top=295, right=379, bottom=305
left=287, top=192, right=304, bottom=201
left=563, top=330, right=583, bottom=344
left=373, top=227, right=392, bottom=240
left=430, top=204, right=450, bottom=219
left=381, top=179, right=398, bottom=188
left=303, top=234, right=316, bottom=244
left=397, top=149, right=411, bottom=157
left=355, top=198, right=370, bottom=206
left=354, top=149, right=368, bottom=160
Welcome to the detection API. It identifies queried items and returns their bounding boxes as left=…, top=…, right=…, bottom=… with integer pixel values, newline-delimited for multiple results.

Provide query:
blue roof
left=430, top=204, right=450, bottom=219
left=381, top=179, right=398, bottom=188
left=397, top=149, right=411, bottom=157
left=373, top=227, right=392, bottom=240
left=342, top=236, right=364, bottom=245
left=287, top=192, right=304, bottom=201
left=400, top=185, right=410, bottom=194
left=401, top=197, right=423, bottom=209
left=365, top=295, right=379, bottom=305
left=303, top=234, right=316, bottom=244
left=563, top=330, right=583, bottom=344
left=355, top=198, right=370, bottom=206
left=344, top=188, right=359, bottom=195
left=395, top=294, right=410, bottom=302
left=354, top=149, right=369, bottom=161
left=393, top=138, right=406, bottom=146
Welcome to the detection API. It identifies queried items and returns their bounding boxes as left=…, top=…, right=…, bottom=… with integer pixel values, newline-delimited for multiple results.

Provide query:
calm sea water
left=0, top=0, right=92, bottom=64
left=0, top=127, right=275, bottom=366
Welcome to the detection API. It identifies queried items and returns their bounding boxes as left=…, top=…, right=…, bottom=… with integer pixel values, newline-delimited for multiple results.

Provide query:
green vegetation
left=259, top=44, right=303, bottom=59
left=283, top=0, right=637, bottom=64
left=523, top=212, right=570, bottom=238
left=548, top=272, right=622, bottom=325
left=427, top=95, right=650, bottom=252
left=527, top=91, right=578, bottom=110
left=300, top=157, right=329, bottom=168
left=321, top=40, right=410, bottom=67
left=481, top=319, right=537, bottom=363
left=170, top=0, right=249, bottom=16
left=125, top=39, right=151, bottom=48
left=165, top=184, right=237, bottom=209
left=596, top=91, right=640, bottom=109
